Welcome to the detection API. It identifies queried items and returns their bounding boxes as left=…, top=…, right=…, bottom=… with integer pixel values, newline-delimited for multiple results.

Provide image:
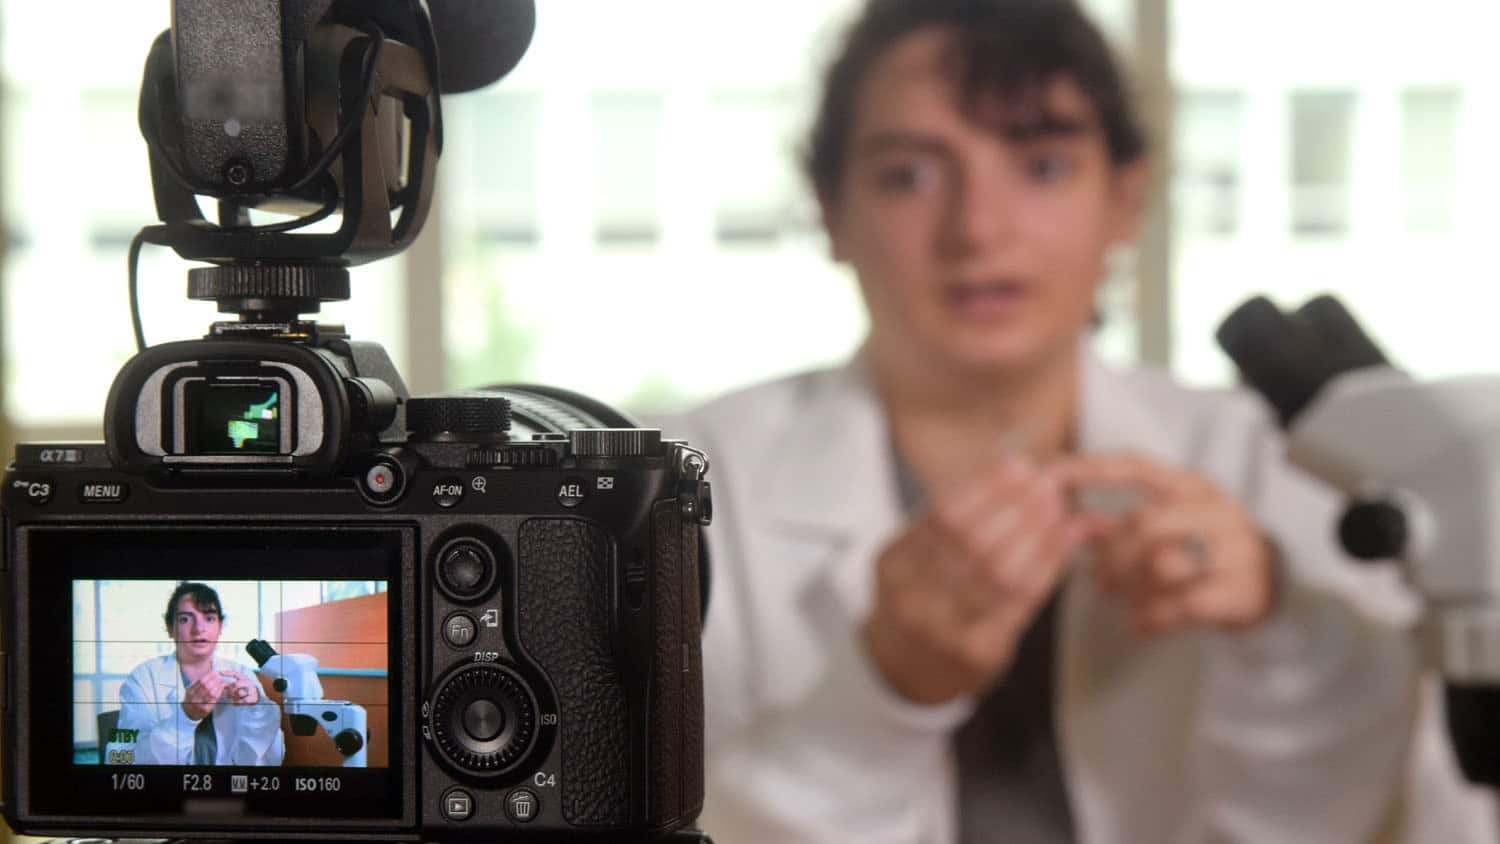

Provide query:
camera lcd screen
left=74, top=578, right=390, bottom=772
left=183, top=380, right=284, bottom=454
left=17, top=527, right=411, bottom=824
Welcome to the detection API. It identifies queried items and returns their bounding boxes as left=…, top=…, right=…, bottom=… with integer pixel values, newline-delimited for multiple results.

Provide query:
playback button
left=441, top=788, right=474, bottom=822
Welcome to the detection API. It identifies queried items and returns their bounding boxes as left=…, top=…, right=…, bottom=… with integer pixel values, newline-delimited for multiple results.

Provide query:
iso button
left=432, top=477, right=465, bottom=508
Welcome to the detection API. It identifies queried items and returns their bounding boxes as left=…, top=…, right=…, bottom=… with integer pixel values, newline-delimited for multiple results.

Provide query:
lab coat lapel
left=1058, top=350, right=1202, bottom=842
left=159, top=655, right=183, bottom=704
left=752, top=361, right=905, bottom=705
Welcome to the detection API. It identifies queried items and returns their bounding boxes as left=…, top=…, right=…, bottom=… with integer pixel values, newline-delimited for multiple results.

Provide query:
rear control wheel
left=427, top=663, right=538, bottom=777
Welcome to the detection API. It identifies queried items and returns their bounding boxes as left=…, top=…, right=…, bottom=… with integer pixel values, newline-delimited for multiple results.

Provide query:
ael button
left=556, top=477, right=587, bottom=508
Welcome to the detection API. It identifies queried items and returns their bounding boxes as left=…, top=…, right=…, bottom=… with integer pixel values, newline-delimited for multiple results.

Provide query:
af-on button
left=432, top=477, right=465, bottom=508
left=78, top=482, right=129, bottom=504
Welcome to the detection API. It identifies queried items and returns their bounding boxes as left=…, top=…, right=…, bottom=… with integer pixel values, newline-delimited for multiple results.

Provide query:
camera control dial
left=407, top=395, right=513, bottom=441
left=570, top=428, right=662, bottom=458
left=428, top=663, right=538, bottom=778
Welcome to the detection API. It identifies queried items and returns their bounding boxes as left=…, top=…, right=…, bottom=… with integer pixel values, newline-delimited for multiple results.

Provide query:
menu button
left=79, top=482, right=129, bottom=503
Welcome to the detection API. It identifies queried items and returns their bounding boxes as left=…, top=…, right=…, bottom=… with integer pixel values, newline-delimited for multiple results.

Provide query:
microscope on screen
left=247, top=639, right=369, bottom=768
left=1218, top=294, right=1500, bottom=787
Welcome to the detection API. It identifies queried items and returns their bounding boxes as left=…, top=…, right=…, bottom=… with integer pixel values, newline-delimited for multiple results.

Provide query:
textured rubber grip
left=650, top=501, right=705, bottom=826
left=516, top=518, right=630, bottom=826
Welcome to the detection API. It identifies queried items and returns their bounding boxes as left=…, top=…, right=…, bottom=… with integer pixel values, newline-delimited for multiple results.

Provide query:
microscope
left=1217, top=294, right=1500, bottom=785
left=247, top=639, right=369, bottom=767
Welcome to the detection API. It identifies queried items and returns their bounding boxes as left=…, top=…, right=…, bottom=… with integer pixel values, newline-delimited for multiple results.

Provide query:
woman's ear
left=1107, top=157, right=1151, bottom=244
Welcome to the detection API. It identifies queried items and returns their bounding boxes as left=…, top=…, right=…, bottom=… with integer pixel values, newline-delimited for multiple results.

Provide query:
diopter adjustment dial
left=570, top=428, right=662, bottom=458
left=427, top=663, right=539, bottom=778
left=406, top=395, right=513, bottom=441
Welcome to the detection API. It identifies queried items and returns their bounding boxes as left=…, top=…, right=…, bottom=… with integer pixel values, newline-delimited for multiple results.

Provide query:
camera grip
left=517, top=518, right=631, bottom=827
left=649, top=501, right=706, bottom=826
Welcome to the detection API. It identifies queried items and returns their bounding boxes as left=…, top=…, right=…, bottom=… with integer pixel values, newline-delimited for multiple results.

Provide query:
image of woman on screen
left=105, top=582, right=285, bottom=766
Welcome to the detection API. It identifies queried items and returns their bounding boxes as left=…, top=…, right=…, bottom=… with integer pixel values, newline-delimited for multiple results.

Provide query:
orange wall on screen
left=276, top=591, right=386, bottom=669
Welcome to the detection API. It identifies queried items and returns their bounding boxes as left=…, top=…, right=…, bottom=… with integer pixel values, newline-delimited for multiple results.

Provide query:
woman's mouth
left=944, top=280, right=1029, bottom=320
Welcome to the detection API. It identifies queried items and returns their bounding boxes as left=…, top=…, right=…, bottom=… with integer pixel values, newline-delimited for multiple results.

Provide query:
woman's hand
left=1054, top=454, right=1280, bottom=637
left=181, top=671, right=225, bottom=721
left=220, top=669, right=261, bottom=706
left=863, top=456, right=1103, bottom=704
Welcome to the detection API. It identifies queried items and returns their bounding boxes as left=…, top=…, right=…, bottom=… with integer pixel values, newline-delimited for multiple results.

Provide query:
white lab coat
left=106, top=654, right=285, bottom=766
left=673, top=350, right=1497, bottom=844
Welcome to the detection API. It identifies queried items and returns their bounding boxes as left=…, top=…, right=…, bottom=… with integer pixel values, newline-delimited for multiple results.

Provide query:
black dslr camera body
left=0, top=1, right=712, bottom=841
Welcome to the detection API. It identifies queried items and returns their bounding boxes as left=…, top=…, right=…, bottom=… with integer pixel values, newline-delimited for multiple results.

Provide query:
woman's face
left=825, top=27, right=1147, bottom=378
left=171, top=595, right=222, bottom=662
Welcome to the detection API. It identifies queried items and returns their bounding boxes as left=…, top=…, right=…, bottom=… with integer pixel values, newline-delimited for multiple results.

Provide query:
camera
left=1, top=1, right=712, bottom=840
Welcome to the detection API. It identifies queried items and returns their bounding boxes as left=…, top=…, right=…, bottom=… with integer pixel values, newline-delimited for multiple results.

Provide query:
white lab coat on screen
left=673, top=348, right=1498, bottom=844
left=106, top=653, right=285, bottom=766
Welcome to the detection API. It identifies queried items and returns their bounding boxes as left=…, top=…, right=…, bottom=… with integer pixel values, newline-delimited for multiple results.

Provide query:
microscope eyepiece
left=246, top=638, right=278, bottom=667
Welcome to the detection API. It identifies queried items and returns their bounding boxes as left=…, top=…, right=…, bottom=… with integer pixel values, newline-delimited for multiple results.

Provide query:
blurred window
left=1170, top=0, right=1493, bottom=385
left=591, top=93, right=664, bottom=246
left=710, top=91, right=799, bottom=245
left=1290, top=91, right=1355, bottom=237
left=1175, top=91, right=1244, bottom=237
left=1402, top=88, right=1460, bottom=233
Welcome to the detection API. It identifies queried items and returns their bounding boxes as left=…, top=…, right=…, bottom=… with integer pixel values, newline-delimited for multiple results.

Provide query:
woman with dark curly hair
left=105, top=582, right=284, bottom=767
left=677, top=1, right=1494, bottom=841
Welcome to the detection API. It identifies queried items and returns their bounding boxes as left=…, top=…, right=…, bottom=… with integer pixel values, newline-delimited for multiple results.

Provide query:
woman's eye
left=874, top=161, right=940, bottom=194
left=1026, top=153, right=1074, bottom=183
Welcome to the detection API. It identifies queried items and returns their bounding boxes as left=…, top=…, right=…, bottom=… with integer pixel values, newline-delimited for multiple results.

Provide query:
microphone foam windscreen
left=427, top=0, right=537, bottom=93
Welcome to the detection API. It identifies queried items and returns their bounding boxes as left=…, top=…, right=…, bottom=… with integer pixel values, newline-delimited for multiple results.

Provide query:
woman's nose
left=941, top=170, right=1018, bottom=258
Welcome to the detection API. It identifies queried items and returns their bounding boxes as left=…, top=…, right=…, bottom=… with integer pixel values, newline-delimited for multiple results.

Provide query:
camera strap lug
left=672, top=444, right=712, bottom=526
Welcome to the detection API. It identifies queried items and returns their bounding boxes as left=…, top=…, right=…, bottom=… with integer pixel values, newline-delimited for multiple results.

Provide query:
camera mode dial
left=406, top=395, right=512, bottom=442
left=427, top=663, right=539, bottom=778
